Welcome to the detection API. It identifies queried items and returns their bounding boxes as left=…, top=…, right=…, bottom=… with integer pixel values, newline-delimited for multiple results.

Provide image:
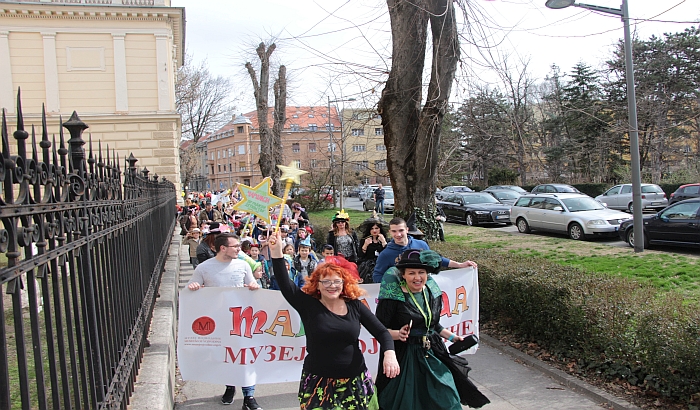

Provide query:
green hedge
left=431, top=243, right=700, bottom=404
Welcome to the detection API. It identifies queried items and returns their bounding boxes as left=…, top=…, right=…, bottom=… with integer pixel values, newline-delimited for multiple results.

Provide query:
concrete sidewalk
left=174, top=243, right=638, bottom=410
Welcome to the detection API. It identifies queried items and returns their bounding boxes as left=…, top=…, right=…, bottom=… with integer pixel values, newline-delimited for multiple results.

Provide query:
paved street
left=174, top=243, right=625, bottom=410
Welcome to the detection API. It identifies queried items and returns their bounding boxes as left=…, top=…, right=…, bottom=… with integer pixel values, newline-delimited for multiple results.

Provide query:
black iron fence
left=0, top=94, right=176, bottom=409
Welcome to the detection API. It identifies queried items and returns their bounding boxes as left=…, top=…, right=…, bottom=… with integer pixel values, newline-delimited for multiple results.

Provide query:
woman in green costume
left=375, top=249, right=490, bottom=410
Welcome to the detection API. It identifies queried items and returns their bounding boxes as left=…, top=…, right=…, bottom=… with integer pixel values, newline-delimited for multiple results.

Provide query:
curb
left=129, top=230, right=181, bottom=410
left=479, top=334, right=640, bottom=410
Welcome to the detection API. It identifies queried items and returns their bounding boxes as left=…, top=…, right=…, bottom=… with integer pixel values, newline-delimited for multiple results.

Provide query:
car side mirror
left=553, top=206, right=563, bottom=212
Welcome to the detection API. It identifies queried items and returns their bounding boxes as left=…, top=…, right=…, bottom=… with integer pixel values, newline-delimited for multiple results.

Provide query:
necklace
left=407, top=286, right=432, bottom=350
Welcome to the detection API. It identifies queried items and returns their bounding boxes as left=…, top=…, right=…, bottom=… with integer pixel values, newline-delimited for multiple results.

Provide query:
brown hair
left=301, top=257, right=364, bottom=300
left=332, top=220, right=351, bottom=236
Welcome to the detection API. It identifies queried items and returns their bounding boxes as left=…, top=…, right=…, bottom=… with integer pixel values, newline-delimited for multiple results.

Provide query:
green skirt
left=298, top=367, right=379, bottom=410
left=378, top=344, right=461, bottom=410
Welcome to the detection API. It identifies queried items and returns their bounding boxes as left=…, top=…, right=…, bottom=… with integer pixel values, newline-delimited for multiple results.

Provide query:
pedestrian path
left=175, top=244, right=630, bottom=410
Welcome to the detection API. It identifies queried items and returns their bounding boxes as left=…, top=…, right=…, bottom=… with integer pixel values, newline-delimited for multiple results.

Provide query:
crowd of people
left=182, top=189, right=490, bottom=410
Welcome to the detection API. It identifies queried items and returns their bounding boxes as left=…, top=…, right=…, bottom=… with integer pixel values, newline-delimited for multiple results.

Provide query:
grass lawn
left=440, top=223, right=700, bottom=300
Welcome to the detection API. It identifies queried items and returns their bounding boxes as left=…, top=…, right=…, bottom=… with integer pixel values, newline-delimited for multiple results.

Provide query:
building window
left=239, top=161, right=246, bottom=172
left=327, top=142, right=337, bottom=152
left=311, top=159, right=318, bottom=168
left=293, top=114, right=298, bottom=118
left=325, top=123, right=335, bottom=131
left=353, top=161, right=368, bottom=171
left=292, top=143, right=300, bottom=153
left=239, top=145, right=246, bottom=155
left=374, top=114, right=382, bottom=120
left=228, top=148, right=233, bottom=157
left=308, top=114, right=314, bottom=118
left=291, top=124, right=300, bottom=131
left=258, top=145, right=262, bottom=153
left=352, top=144, right=366, bottom=152
left=308, top=143, right=317, bottom=152
left=308, top=124, right=318, bottom=132
left=218, top=164, right=221, bottom=172
left=294, top=160, right=301, bottom=168
left=211, top=165, right=214, bottom=174
left=217, top=150, right=221, bottom=159
left=210, top=152, right=214, bottom=160
left=229, top=163, right=232, bottom=172
left=352, top=128, right=364, bottom=136
left=237, top=126, right=244, bottom=133
left=375, top=160, right=387, bottom=170
left=375, top=128, right=383, bottom=136
left=376, top=144, right=386, bottom=151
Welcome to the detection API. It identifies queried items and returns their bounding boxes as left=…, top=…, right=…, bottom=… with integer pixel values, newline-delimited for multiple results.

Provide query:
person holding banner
left=187, top=233, right=263, bottom=409
left=374, top=249, right=490, bottom=410
left=267, top=230, right=400, bottom=410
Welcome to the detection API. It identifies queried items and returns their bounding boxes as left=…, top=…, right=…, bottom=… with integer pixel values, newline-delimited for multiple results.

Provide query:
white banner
left=177, top=268, right=480, bottom=386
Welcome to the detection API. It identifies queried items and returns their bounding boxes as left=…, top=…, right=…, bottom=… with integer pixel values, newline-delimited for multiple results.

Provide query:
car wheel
left=626, top=228, right=649, bottom=249
left=568, top=223, right=586, bottom=240
left=516, top=218, right=530, bottom=233
left=465, top=213, right=477, bottom=226
left=362, top=202, right=368, bottom=211
left=627, top=202, right=634, bottom=213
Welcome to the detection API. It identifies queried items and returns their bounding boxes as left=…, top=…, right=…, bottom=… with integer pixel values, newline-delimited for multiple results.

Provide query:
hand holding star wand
left=275, top=162, right=309, bottom=230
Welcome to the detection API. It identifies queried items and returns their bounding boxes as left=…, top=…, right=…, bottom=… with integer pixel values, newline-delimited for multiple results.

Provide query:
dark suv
left=669, top=183, right=700, bottom=205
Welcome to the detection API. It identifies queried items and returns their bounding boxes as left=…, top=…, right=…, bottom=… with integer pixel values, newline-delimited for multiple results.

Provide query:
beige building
left=0, top=0, right=184, bottom=190
left=341, top=108, right=389, bottom=185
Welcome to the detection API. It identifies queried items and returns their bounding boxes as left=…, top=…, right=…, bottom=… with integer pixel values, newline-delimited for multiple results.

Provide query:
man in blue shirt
left=372, top=217, right=477, bottom=283
left=373, top=184, right=386, bottom=214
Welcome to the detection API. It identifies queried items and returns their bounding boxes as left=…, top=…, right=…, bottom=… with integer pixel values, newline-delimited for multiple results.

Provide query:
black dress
left=357, top=238, right=385, bottom=283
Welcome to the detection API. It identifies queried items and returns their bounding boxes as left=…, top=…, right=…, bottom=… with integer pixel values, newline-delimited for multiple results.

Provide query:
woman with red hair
left=267, top=230, right=399, bottom=409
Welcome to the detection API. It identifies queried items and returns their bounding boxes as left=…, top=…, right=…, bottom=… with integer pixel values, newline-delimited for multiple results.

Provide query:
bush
left=431, top=243, right=700, bottom=404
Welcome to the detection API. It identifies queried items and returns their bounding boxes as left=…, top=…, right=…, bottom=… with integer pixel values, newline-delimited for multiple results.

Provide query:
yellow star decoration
left=233, top=177, right=284, bottom=224
left=277, top=162, right=309, bottom=185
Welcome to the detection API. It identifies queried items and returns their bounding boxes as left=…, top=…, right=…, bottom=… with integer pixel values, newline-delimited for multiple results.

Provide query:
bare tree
left=378, top=0, right=459, bottom=215
left=176, top=55, right=234, bottom=143
left=245, top=42, right=287, bottom=196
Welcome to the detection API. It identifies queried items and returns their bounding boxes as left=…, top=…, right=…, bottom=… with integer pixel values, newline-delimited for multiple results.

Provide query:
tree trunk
left=272, top=65, right=287, bottom=195
left=379, top=0, right=459, bottom=216
left=246, top=42, right=277, bottom=189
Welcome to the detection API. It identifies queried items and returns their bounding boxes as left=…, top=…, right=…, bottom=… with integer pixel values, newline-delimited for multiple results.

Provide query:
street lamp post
left=327, top=96, right=355, bottom=209
left=545, top=0, right=644, bottom=252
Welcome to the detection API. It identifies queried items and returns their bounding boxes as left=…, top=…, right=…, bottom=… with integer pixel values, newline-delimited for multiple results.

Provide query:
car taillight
left=670, top=193, right=675, bottom=198
left=641, top=195, right=646, bottom=199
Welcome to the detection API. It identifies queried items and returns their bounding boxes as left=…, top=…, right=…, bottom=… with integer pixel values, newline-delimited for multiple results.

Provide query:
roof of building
left=244, top=106, right=341, bottom=130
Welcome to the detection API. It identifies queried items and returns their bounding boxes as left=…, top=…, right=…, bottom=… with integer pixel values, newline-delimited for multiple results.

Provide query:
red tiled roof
left=180, top=139, right=192, bottom=149
left=244, top=106, right=341, bottom=130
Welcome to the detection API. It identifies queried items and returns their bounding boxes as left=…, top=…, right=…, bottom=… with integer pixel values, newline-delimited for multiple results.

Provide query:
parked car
left=483, top=188, right=522, bottom=205
left=595, top=183, right=668, bottom=212
left=510, top=193, right=631, bottom=240
left=484, top=185, right=527, bottom=194
left=363, top=189, right=395, bottom=213
left=669, top=183, right=700, bottom=205
left=358, top=185, right=378, bottom=201
left=437, top=192, right=511, bottom=226
left=619, top=198, right=700, bottom=249
left=436, top=185, right=472, bottom=200
left=531, top=184, right=580, bottom=194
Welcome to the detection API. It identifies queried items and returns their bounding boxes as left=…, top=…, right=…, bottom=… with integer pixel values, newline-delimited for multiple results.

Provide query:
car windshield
left=462, top=194, right=499, bottom=204
left=641, top=185, right=663, bottom=194
left=493, top=191, right=519, bottom=200
left=561, top=197, right=606, bottom=212
left=453, top=187, right=471, bottom=192
left=384, top=191, right=394, bottom=199
left=556, top=185, right=579, bottom=193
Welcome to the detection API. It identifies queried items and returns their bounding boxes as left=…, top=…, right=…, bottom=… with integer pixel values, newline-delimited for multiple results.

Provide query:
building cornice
left=0, top=5, right=184, bottom=66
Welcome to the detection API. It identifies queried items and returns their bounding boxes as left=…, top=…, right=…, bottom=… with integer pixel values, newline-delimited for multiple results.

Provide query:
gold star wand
left=276, top=162, right=309, bottom=229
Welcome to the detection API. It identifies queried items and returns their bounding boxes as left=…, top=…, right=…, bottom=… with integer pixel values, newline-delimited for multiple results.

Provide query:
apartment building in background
left=0, top=0, right=184, bottom=190
left=205, top=106, right=342, bottom=190
left=341, top=108, right=389, bottom=185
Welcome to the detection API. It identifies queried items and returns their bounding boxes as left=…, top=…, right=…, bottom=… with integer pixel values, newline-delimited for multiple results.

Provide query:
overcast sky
left=172, top=0, right=699, bottom=113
